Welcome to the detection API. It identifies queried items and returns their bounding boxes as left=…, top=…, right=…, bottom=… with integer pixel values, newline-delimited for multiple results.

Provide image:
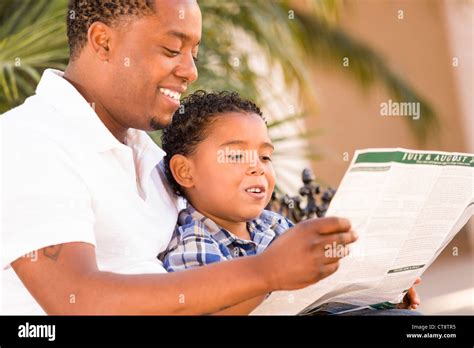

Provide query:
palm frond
left=0, top=0, right=68, bottom=113
left=198, top=0, right=437, bottom=142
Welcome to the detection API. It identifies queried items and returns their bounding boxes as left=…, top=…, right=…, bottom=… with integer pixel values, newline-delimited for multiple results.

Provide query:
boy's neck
left=218, top=220, right=251, bottom=241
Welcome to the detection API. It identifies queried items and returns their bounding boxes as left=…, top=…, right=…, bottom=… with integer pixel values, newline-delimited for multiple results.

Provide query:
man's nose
left=176, top=53, right=198, bottom=84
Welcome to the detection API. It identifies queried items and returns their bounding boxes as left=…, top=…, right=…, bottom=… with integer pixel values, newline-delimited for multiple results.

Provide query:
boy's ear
left=169, top=155, right=194, bottom=189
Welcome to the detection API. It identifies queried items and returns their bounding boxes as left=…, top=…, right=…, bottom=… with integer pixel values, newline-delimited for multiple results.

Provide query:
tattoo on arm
left=43, top=245, right=63, bottom=261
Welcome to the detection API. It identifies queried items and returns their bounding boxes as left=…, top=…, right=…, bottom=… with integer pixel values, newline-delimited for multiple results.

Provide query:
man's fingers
left=302, top=217, right=351, bottom=235
left=320, top=230, right=358, bottom=247
left=318, top=241, right=352, bottom=264
left=321, top=254, right=345, bottom=265
left=318, top=262, right=340, bottom=280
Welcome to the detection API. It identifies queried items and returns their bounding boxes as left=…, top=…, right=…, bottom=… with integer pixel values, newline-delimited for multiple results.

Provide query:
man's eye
left=261, top=156, right=272, bottom=162
left=164, top=47, right=180, bottom=56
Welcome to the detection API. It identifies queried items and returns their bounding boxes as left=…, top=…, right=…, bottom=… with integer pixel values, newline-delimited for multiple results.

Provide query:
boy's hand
left=258, top=217, right=357, bottom=291
left=398, top=278, right=422, bottom=309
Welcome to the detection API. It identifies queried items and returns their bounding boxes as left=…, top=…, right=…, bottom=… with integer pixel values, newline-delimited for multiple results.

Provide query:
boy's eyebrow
left=219, top=140, right=275, bottom=150
left=165, top=30, right=201, bottom=46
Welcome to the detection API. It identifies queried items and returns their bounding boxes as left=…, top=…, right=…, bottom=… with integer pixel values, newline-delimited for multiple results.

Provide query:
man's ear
left=169, top=155, right=194, bottom=189
left=87, top=22, right=112, bottom=61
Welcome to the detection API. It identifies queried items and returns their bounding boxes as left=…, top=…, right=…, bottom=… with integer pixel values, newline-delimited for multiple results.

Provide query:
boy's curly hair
left=67, top=0, right=155, bottom=60
left=161, top=90, right=265, bottom=197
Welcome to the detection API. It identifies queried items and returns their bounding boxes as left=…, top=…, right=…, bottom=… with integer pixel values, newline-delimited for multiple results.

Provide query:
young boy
left=158, top=90, right=293, bottom=314
left=158, top=90, right=421, bottom=315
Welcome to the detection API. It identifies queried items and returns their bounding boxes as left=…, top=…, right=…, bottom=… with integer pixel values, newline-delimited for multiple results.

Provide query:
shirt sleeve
left=160, top=226, right=228, bottom=272
left=283, top=216, right=295, bottom=229
left=271, top=214, right=295, bottom=237
left=1, top=136, right=96, bottom=269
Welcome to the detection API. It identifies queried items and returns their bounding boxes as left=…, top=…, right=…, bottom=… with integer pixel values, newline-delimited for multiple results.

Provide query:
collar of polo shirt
left=35, top=69, right=166, bottom=193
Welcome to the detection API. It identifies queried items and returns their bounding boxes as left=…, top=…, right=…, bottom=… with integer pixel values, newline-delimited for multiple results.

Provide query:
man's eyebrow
left=219, top=140, right=274, bottom=150
left=165, top=30, right=201, bottom=45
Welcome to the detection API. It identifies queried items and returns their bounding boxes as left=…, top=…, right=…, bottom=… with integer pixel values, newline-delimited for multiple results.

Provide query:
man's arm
left=12, top=217, right=357, bottom=315
left=211, top=295, right=266, bottom=315
left=12, top=242, right=269, bottom=315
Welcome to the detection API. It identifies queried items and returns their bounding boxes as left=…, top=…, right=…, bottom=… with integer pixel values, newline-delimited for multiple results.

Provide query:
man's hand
left=398, top=278, right=422, bottom=309
left=258, top=217, right=358, bottom=291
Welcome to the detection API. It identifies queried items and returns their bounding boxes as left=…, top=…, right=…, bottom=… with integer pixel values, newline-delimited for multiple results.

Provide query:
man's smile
left=159, top=87, right=182, bottom=101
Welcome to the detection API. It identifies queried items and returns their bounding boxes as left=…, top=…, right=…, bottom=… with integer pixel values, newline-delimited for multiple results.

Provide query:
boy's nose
left=247, top=162, right=265, bottom=176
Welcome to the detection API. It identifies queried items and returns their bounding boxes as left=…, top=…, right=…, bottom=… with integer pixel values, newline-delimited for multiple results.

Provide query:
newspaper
left=251, top=148, right=474, bottom=315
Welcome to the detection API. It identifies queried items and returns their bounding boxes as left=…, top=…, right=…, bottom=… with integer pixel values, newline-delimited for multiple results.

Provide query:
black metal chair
left=266, top=168, right=336, bottom=223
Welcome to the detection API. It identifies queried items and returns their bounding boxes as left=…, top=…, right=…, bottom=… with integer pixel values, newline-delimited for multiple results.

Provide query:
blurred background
left=0, top=0, right=472, bottom=314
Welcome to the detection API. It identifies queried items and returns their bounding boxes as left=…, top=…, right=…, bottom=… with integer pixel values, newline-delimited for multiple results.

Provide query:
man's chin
left=149, top=114, right=173, bottom=130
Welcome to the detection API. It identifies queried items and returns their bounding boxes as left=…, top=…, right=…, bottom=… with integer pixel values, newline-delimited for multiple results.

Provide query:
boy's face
left=186, top=112, right=276, bottom=222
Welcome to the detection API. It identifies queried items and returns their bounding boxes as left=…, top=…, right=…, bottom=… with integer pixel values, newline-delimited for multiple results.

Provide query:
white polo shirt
left=0, top=69, right=181, bottom=314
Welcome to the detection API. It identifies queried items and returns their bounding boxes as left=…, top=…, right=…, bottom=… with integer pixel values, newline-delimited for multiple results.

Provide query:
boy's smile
left=243, top=183, right=267, bottom=200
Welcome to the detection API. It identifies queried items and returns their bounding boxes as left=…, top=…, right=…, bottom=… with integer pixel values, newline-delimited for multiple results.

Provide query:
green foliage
left=0, top=0, right=437, bottom=176
left=195, top=0, right=437, bottom=143
left=0, top=0, right=69, bottom=112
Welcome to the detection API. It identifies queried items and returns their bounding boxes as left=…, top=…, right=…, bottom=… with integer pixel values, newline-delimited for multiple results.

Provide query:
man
left=0, top=0, right=412, bottom=315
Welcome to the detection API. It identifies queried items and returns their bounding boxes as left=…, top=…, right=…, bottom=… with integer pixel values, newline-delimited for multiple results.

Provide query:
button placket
left=113, top=147, right=139, bottom=194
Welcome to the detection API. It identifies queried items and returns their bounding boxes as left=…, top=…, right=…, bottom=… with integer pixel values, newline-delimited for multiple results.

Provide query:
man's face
left=186, top=112, right=276, bottom=223
left=101, top=0, right=201, bottom=131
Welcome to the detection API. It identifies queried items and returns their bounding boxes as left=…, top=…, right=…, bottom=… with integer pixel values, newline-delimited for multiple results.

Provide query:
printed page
left=251, top=148, right=474, bottom=315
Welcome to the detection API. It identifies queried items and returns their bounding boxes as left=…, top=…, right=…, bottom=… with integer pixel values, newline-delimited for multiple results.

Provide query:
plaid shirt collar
left=178, top=203, right=280, bottom=254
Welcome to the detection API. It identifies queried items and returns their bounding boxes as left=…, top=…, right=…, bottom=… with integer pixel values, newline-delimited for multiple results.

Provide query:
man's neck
left=63, top=63, right=129, bottom=143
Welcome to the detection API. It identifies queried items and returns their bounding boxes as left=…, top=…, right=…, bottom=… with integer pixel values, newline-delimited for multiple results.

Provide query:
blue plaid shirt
left=158, top=204, right=294, bottom=272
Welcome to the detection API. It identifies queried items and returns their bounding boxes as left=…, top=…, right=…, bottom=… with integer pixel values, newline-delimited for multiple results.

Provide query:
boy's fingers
left=408, top=287, right=421, bottom=305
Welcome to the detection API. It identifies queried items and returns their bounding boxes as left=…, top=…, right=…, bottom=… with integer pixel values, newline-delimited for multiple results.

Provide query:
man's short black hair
left=161, top=90, right=265, bottom=197
left=67, top=0, right=156, bottom=60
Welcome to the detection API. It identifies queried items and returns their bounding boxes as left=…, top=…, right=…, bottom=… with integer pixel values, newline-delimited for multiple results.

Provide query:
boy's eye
left=228, top=154, right=244, bottom=161
left=261, top=156, right=272, bottom=162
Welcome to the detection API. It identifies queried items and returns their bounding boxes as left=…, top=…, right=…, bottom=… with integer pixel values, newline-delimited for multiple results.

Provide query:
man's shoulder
left=1, top=95, right=92, bottom=160
left=2, top=95, right=70, bottom=146
left=2, top=93, right=55, bottom=124
left=1, top=97, right=97, bottom=189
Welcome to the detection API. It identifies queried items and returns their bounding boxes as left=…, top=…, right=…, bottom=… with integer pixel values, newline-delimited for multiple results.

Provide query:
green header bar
left=355, top=151, right=474, bottom=167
